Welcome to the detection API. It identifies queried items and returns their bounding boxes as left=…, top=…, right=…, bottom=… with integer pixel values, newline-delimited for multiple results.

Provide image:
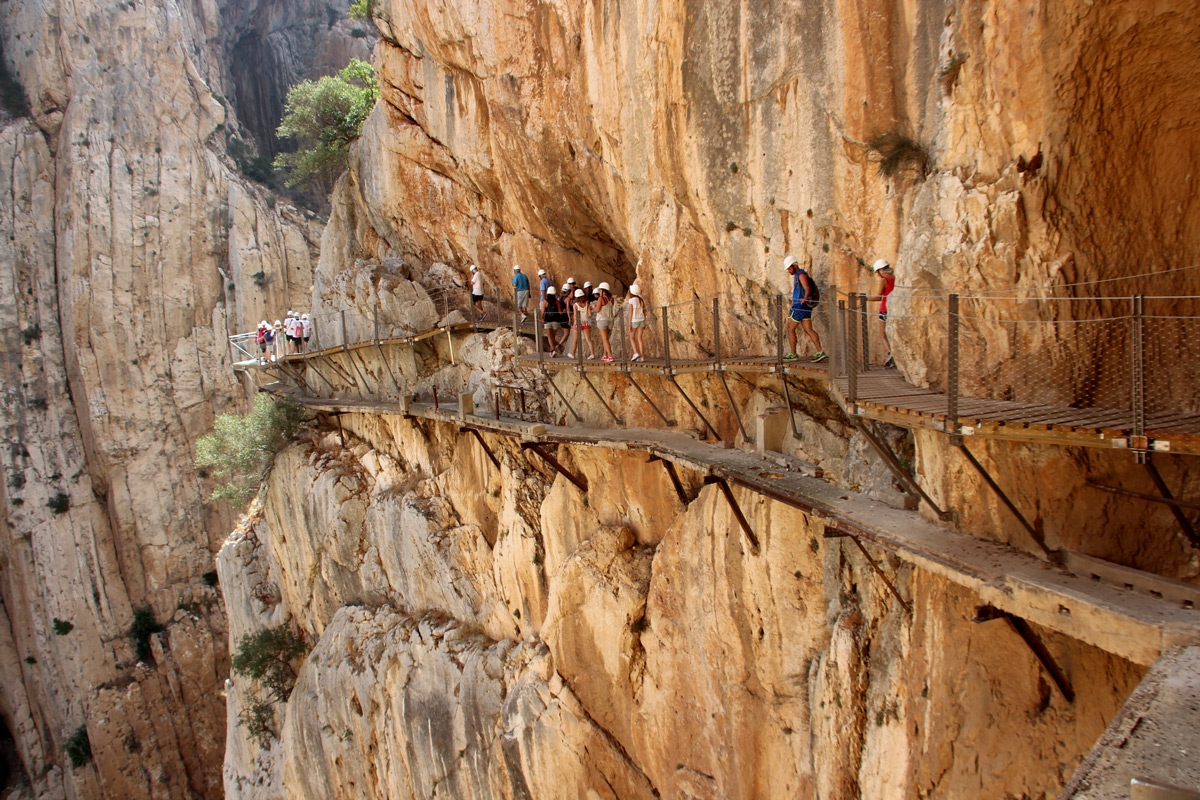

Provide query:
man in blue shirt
left=538, top=269, right=553, bottom=306
left=783, top=255, right=826, bottom=362
left=512, top=265, right=531, bottom=322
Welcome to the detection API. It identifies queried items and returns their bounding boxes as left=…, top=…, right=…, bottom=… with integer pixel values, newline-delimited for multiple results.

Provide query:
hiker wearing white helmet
left=255, top=320, right=269, bottom=363
left=593, top=281, right=617, bottom=361
left=568, top=288, right=596, bottom=359
left=469, top=265, right=485, bottom=321
left=542, top=285, right=567, bottom=355
left=272, top=319, right=285, bottom=361
left=537, top=269, right=552, bottom=306
left=627, top=283, right=646, bottom=361
left=512, top=265, right=531, bottom=323
left=868, top=258, right=896, bottom=367
left=782, top=255, right=826, bottom=363
left=300, top=313, right=311, bottom=352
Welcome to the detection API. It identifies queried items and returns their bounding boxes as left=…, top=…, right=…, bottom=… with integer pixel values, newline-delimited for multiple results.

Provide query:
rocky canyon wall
left=0, top=0, right=347, bottom=794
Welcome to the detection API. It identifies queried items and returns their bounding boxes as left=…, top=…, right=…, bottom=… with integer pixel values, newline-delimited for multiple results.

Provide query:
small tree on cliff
left=231, top=624, right=310, bottom=746
left=194, top=394, right=306, bottom=506
left=273, top=58, right=378, bottom=189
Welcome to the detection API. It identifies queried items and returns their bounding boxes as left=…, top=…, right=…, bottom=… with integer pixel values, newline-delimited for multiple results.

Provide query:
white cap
left=302, top=314, right=308, bottom=319
left=470, top=264, right=478, bottom=272
left=872, top=258, right=890, bottom=272
left=783, top=255, right=799, bottom=270
left=574, top=289, right=585, bottom=298
left=584, top=281, right=592, bottom=288
left=598, top=282, right=611, bottom=291
left=629, top=283, right=640, bottom=295
left=562, top=285, right=570, bottom=292
left=513, top=264, right=521, bottom=271
left=546, top=286, right=556, bottom=295
left=537, top=269, right=546, bottom=276
left=274, top=320, right=282, bottom=326
left=567, top=277, right=576, bottom=284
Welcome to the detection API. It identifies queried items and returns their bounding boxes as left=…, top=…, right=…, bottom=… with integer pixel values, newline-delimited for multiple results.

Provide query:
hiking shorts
left=516, top=290, right=530, bottom=308
left=789, top=306, right=812, bottom=323
left=630, top=319, right=645, bottom=329
left=545, top=321, right=562, bottom=330
left=596, top=319, right=612, bottom=331
left=472, top=294, right=484, bottom=304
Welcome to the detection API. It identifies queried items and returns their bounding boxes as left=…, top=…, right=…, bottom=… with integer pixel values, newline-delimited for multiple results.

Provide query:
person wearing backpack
left=783, top=255, right=826, bottom=362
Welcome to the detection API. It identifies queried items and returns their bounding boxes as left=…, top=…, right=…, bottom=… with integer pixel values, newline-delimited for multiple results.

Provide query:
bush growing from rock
left=194, top=394, right=306, bottom=506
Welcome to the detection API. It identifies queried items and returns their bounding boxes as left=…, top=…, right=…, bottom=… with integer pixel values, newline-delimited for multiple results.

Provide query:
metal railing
left=228, top=280, right=1200, bottom=438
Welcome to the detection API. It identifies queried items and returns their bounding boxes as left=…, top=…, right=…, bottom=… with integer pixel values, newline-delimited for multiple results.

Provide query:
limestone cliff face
left=0, top=0, right=327, bottom=795
left=322, top=0, right=1200, bottom=573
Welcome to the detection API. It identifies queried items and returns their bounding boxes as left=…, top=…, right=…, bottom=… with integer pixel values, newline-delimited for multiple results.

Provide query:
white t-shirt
left=301, top=318, right=311, bottom=337
left=286, top=317, right=297, bottom=337
left=471, top=272, right=484, bottom=296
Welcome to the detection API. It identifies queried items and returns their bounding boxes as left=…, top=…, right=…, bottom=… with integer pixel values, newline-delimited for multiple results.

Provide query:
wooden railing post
left=947, top=293, right=960, bottom=439
left=340, top=310, right=348, bottom=350
left=373, top=299, right=380, bottom=344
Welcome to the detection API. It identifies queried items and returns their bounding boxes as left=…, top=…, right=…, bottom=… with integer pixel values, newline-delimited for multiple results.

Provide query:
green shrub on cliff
left=194, top=394, right=306, bottom=506
left=231, top=623, right=310, bottom=745
left=273, top=58, right=378, bottom=189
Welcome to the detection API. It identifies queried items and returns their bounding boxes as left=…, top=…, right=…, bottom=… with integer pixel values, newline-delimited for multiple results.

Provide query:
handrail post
left=373, top=299, right=380, bottom=344
left=859, top=292, right=870, bottom=370
left=947, top=294, right=960, bottom=440
left=340, top=310, right=348, bottom=350
left=577, top=304, right=585, bottom=369
left=847, top=294, right=859, bottom=406
left=662, top=305, right=672, bottom=373
left=535, top=301, right=544, bottom=365
left=827, top=285, right=839, bottom=382
left=513, top=285, right=519, bottom=340
left=712, top=297, right=721, bottom=365
left=776, top=294, right=785, bottom=365
left=1132, top=294, right=1146, bottom=463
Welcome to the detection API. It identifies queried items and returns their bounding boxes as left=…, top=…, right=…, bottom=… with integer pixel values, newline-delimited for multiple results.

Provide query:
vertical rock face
left=0, top=0, right=324, bottom=796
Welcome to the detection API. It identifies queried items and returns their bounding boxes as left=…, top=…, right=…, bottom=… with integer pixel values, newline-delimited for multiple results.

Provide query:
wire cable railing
left=230, top=281, right=1200, bottom=445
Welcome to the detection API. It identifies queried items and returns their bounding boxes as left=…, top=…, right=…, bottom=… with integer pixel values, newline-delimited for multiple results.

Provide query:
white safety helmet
left=629, top=284, right=641, bottom=295
left=513, top=264, right=521, bottom=271
left=546, top=286, right=556, bottom=295
left=470, top=264, right=478, bottom=272
left=783, top=255, right=799, bottom=270
left=574, top=289, right=585, bottom=298
left=584, top=281, right=592, bottom=288
left=274, top=320, right=282, bottom=326
left=537, top=269, right=546, bottom=276
left=566, top=277, right=576, bottom=284
left=260, top=320, right=269, bottom=328
left=872, top=259, right=891, bottom=272
left=562, top=285, right=570, bottom=292
left=301, top=314, right=309, bottom=320
left=598, top=282, right=611, bottom=292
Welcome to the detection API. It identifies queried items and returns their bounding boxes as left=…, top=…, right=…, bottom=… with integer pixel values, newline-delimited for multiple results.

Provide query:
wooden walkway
left=285, top=391, right=1200, bottom=668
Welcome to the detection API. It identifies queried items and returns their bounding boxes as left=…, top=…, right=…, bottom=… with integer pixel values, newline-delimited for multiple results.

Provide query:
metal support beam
left=947, top=293, right=960, bottom=439
left=1085, top=480, right=1200, bottom=513
left=955, top=439, right=1053, bottom=560
left=348, top=349, right=377, bottom=398
left=777, top=296, right=800, bottom=438
left=541, top=368, right=583, bottom=422
left=305, top=360, right=341, bottom=394
left=974, top=605, right=1075, bottom=702
left=667, top=375, right=721, bottom=442
left=522, top=443, right=588, bottom=492
left=649, top=454, right=689, bottom=505
left=717, top=372, right=749, bottom=443
left=579, top=372, right=623, bottom=424
left=1132, top=295, right=1147, bottom=464
left=712, top=297, right=748, bottom=442
left=375, top=342, right=402, bottom=396
left=626, top=373, right=676, bottom=426
left=704, top=476, right=759, bottom=552
left=464, top=427, right=500, bottom=470
left=1143, top=458, right=1200, bottom=547
left=852, top=418, right=952, bottom=521
left=824, top=532, right=913, bottom=613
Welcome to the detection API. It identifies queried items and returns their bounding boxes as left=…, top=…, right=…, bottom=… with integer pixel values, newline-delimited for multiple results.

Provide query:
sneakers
left=601, top=355, right=614, bottom=363
left=783, top=352, right=798, bottom=361
left=631, top=353, right=642, bottom=362
left=587, top=354, right=596, bottom=360
left=476, top=313, right=486, bottom=322
left=884, top=353, right=895, bottom=368
left=810, top=351, right=828, bottom=363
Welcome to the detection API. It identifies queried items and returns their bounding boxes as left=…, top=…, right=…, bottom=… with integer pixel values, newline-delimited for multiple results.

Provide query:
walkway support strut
left=974, top=605, right=1075, bottom=702
left=852, top=418, right=952, bottom=521
left=522, top=443, right=588, bottom=492
left=955, top=439, right=1053, bottom=560
left=705, top=476, right=759, bottom=552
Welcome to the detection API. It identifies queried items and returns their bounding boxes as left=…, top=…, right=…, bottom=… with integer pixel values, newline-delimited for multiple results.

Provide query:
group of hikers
left=255, top=311, right=312, bottom=362
left=471, top=255, right=896, bottom=365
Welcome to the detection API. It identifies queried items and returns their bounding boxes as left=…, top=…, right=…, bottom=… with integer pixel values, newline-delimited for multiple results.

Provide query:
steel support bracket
left=955, top=439, right=1054, bottom=560
left=853, top=418, right=952, bottom=520
left=825, top=533, right=912, bottom=613
left=668, top=375, right=721, bottom=442
left=703, top=476, right=759, bottom=552
left=579, top=372, right=623, bottom=424
left=1143, top=457, right=1200, bottom=548
left=974, top=605, right=1075, bottom=702
left=625, top=373, right=675, bottom=426
left=649, top=454, right=690, bottom=505
left=462, top=427, right=500, bottom=470
left=541, top=368, right=583, bottom=422
left=522, top=443, right=588, bottom=492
